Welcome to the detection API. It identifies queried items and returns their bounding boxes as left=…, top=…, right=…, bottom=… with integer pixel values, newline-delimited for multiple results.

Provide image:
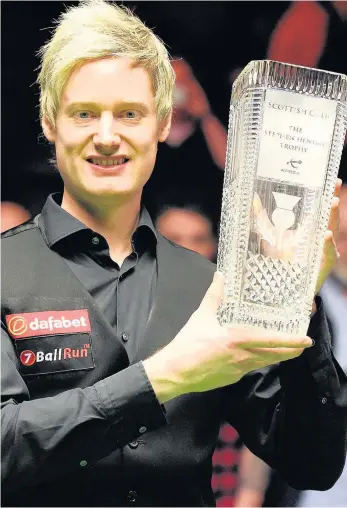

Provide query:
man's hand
left=144, top=272, right=313, bottom=403
left=315, top=179, right=341, bottom=293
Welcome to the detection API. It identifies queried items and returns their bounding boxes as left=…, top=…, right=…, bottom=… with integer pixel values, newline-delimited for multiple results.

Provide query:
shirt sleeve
left=1, top=325, right=167, bottom=493
left=222, top=297, right=347, bottom=491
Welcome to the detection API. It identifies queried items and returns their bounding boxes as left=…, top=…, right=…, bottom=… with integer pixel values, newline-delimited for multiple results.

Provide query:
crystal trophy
left=217, top=60, right=347, bottom=334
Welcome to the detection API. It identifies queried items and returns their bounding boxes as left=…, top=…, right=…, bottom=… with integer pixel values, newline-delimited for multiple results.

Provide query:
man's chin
left=82, top=184, right=141, bottom=202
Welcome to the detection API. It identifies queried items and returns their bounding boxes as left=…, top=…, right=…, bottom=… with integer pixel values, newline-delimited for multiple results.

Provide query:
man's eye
left=122, top=111, right=141, bottom=120
left=76, top=111, right=93, bottom=119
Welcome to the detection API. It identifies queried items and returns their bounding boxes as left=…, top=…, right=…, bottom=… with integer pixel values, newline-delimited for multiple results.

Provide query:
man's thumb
left=199, top=271, right=225, bottom=314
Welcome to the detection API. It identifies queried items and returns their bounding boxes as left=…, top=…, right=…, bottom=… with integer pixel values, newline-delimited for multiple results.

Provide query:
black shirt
left=38, top=193, right=157, bottom=361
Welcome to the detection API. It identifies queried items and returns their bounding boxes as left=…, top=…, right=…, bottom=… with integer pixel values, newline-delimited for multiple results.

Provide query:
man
left=1, top=1, right=346, bottom=507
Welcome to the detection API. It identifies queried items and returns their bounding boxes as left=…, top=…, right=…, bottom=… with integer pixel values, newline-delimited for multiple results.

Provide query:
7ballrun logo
left=5, top=310, right=92, bottom=367
left=19, top=344, right=91, bottom=367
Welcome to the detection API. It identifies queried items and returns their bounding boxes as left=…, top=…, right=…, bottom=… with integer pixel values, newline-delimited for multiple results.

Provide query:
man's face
left=42, top=57, right=170, bottom=204
left=156, top=208, right=217, bottom=261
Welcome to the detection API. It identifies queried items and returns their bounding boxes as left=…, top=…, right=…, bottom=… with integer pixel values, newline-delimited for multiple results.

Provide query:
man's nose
left=93, top=113, right=121, bottom=152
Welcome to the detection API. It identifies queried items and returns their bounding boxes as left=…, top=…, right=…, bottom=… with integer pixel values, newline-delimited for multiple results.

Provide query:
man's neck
left=61, top=191, right=141, bottom=265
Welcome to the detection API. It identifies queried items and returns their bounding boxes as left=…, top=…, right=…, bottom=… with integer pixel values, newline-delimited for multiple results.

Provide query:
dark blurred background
left=1, top=1, right=347, bottom=214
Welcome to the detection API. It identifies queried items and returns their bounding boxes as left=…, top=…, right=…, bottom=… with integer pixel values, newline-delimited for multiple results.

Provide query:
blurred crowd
left=2, top=1, right=347, bottom=506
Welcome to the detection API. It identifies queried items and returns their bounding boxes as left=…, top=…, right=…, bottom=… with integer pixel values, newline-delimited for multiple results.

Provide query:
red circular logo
left=19, top=350, right=36, bottom=366
left=8, top=316, right=28, bottom=337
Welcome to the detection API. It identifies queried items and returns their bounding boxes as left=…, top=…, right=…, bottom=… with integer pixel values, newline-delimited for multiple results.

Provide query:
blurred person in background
left=1, top=202, right=31, bottom=233
left=156, top=202, right=272, bottom=507
left=297, top=184, right=347, bottom=508
left=155, top=203, right=217, bottom=261
left=267, top=1, right=347, bottom=73
left=168, top=58, right=227, bottom=171
left=144, top=57, right=227, bottom=209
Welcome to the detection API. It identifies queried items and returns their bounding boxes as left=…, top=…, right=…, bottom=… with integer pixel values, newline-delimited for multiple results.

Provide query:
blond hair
left=37, top=0, right=175, bottom=126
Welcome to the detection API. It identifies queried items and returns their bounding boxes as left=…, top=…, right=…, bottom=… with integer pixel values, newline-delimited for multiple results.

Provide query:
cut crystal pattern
left=217, top=60, right=347, bottom=334
left=243, top=253, right=306, bottom=307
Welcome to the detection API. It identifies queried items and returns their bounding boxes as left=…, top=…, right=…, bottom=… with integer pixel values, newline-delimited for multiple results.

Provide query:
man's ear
left=158, top=112, right=172, bottom=143
left=41, top=116, right=56, bottom=143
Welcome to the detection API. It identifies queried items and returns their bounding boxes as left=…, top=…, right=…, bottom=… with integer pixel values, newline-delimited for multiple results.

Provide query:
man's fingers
left=323, top=230, right=338, bottom=259
left=334, top=178, right=342, bottom=197
left=247, top=347, right=306, bottom=355
left=247, top=346, right=306, bottom=361
left=199, top=271, right=225, bottom=314
left=227, top=329, right=313, bottom=349
left=328, top=196, right=340, bottom=240
left=328, top=178, right=342, bottom=241
left=240, top=338, right=312, bottom=348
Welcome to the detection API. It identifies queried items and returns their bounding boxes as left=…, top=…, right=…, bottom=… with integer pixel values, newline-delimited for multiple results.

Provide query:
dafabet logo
left=7, top=316, right=28, bottom=337
left=6, top=310, right=91, bottom=339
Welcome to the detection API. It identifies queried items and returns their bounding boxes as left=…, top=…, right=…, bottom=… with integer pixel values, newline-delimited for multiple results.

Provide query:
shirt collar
left=38, top=193, right=157, bottom=250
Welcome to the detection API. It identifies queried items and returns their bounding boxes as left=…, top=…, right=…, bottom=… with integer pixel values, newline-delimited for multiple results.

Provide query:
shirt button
left=139, top=426, right=147, bottom=434
left=92, top=236, right=99, bottom=245
left=127, top=490, right=137, bottom=504
left=80, top=460, right=88, bottom=467
left=121, top=332, right=129, bottom=342
left=128, top=440, right=139, bottom=449
left=321, top=397, right=327, bottom=404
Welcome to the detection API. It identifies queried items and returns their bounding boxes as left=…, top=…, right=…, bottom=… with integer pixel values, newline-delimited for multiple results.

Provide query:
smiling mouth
left=86, top=157, right=130, bottom=167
